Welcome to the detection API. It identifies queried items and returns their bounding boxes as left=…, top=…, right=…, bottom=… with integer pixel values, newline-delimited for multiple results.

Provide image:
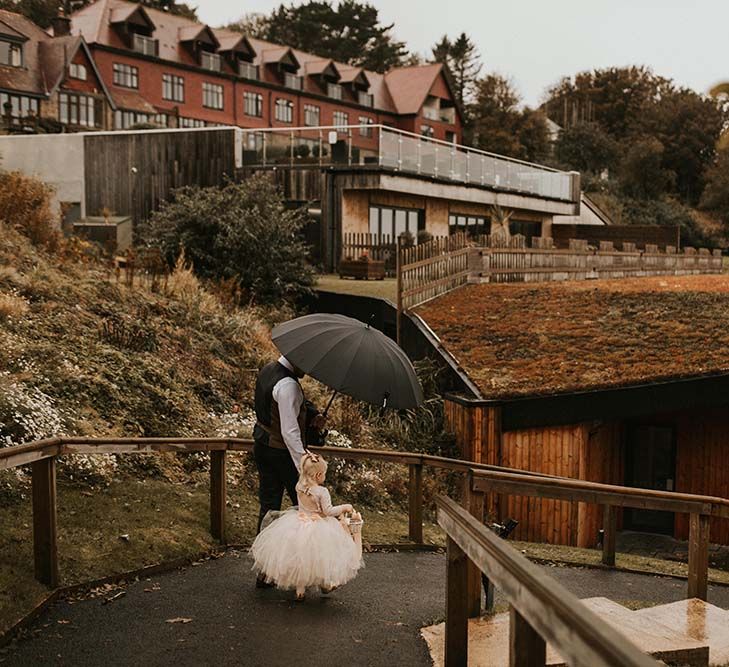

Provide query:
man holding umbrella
left=253, top=355, right=325, bottom=539
left=253, top=314, right=423, bottom=588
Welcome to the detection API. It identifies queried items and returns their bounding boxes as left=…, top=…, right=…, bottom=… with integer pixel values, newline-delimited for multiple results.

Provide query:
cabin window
left=333, top=111, right=348, bottom=128
left=162, top=73, right=184, bottom=102
left=202, top=82, right=224, bottom=110
left=274, top=98, right=293, bottom=123
left=69, top=63, right=87, bottom=81
left=0, top=40, right=22, bottom=67
left=113, top=63, right=138, bottom=89
left=304, top=104, right=320, bottom=126
left=369, top=205, right=424, bottom=243
left=60, top=92, right=101, bottom=128
left=449, top=213, right=487, bottom=236
left=358, top=116, right=373, bottom=137
left=244, top=91, right=263, bottom=117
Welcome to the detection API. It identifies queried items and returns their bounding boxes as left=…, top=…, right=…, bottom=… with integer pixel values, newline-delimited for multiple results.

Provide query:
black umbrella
left=271, top=313, right=423, bottom=412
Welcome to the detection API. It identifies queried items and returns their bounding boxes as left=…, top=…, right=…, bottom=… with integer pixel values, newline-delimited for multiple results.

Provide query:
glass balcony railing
left=238, top=124, right=577, bottom=202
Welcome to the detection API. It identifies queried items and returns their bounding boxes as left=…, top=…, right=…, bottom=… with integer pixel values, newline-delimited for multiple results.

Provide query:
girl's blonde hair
left=296, top=450, right=328, bottom=495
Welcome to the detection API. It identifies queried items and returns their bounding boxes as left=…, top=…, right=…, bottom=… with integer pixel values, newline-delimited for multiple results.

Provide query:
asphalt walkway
left=2, top=551, right=729, bottom=667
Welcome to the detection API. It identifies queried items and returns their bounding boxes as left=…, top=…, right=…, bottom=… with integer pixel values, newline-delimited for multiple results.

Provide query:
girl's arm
left=318, top=487, right=353, bottom=517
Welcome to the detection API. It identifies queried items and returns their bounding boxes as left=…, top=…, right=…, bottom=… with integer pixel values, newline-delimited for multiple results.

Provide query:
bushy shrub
left=144, top=174, right=315, bottom=305
left=0, top=171, right=59, bottom=249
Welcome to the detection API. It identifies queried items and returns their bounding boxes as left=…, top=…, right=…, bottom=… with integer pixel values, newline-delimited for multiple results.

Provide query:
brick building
left=0, top=9, right=114, bottom=130
left=58, top=0, right=463, bottom=142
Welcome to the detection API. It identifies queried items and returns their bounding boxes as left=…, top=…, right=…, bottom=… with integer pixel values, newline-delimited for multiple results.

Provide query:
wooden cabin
left=416, top=275, right=729, bottom=547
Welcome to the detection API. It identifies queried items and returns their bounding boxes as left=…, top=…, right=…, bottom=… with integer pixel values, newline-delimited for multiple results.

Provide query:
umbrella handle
left=322, top=390, right=338, bottom=419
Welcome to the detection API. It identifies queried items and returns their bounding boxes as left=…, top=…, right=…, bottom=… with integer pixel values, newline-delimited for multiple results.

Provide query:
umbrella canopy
left=271, top=313, right=423, bottom=410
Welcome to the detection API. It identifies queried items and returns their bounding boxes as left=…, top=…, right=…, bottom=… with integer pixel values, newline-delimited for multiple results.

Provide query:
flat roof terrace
left=416, top=274, right=729, bottom=400
left=240, top=124, right=580, bottom=205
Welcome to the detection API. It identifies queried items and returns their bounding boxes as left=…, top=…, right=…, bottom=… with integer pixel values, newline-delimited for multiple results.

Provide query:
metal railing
left=239, top=124, right=578, bottom=202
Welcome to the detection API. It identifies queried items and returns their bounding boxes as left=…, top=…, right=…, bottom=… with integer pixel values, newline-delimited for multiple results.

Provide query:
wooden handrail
left=2, top=435, right=727, bottom=607
left=470, top=468, right=729, bottom=518
left=470, top=467, right=729, bottom=601
left=436, top=495, right=660, bottom=667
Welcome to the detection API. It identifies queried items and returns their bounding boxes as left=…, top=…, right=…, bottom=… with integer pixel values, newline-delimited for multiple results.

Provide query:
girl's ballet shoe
left=320, top=585, right=338, bottom=595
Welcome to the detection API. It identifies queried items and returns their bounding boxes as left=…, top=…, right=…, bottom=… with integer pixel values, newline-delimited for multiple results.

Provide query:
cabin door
left=624, top=424, right=676, bottom=535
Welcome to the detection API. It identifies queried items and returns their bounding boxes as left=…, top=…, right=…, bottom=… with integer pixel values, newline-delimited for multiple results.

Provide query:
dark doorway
left=624, top=424, right=676, bottom=534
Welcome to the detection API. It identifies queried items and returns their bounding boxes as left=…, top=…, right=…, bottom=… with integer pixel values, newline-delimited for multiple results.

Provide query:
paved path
left=2, top=552, right=729, bottom=667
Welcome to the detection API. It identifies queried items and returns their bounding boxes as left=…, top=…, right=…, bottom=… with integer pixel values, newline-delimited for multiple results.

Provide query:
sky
left=196, top=0, right=728, bottom=108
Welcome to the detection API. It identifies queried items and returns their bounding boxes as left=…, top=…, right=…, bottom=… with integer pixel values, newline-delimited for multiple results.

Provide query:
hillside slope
left=0, top=223, right=277, bottom=450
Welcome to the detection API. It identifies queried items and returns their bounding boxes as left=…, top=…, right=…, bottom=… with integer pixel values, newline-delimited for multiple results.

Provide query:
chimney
left=51, top=9, right=71, bottom=37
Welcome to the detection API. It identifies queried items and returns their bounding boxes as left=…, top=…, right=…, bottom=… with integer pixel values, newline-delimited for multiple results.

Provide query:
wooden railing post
left=408, top=463, right=423, bottom=544
left=210, top=450, right=227, bottom=543
left=32, top=456, right=59, bottom=588
left=602, top=504, right=617, bottom=567
left=509, top=606, right=546, bottom=667
left=445, top=534, right=469, bottom=667
left=688, top=512, right=710, bottom=600
left=464, top=471, right=485, bottom=616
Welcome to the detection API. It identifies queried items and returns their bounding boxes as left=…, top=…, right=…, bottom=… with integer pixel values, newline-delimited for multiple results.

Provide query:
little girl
left=250, top=450, right=364, bottom=600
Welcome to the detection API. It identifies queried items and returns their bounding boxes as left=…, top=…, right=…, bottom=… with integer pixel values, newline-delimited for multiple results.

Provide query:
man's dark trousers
left=253, top=440, right=298, bottom=533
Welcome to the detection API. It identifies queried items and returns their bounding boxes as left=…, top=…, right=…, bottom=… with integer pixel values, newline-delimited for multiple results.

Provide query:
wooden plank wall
left=445, top=399, right=624, bottom=547
left=239, top=166, right=323, bottom=202
left=675, top=408, right=729, bottom=544
left=84, top=129, right=237, bottom=227
left=552, top=224, right=681, bottom=250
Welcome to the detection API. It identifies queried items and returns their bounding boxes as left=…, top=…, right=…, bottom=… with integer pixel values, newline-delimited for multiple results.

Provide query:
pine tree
left=431, top=32, right=481, bottom=106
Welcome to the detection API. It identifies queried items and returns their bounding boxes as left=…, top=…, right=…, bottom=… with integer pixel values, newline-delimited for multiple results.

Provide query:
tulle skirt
left=250, top=508, right=363, bottom=591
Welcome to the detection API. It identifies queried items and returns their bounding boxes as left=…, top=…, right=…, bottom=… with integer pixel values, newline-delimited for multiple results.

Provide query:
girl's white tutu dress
left=250, top=484, right=363, bottom=591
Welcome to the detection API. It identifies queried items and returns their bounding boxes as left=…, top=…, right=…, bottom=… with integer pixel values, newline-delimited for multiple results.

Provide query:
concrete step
left=421, top=597, right=713, bottom=667
left=634, top=598, right=729, bottom=667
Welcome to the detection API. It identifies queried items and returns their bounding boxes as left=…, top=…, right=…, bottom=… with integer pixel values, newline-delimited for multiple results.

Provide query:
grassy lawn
left=315, top=274, right=397, bottom=302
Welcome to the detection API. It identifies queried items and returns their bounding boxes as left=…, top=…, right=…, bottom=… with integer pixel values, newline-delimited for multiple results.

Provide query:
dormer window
left=284, top=73, right=303, bottom=90
left=358, top=91, right=373, bottom=107
left=0, top=40, right=22, bottom=67
left=327, top=83, right=343, bottom=100
left=133, top=33, right=158, bottom=56
left=238, top=62, right=258, bottom=80
left=201, top=52, right=221, bottom=72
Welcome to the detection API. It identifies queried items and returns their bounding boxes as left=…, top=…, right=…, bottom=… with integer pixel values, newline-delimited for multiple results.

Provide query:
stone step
left=420, top=597, right=712, bottom=667
left=634, top=598, right=729, bottom=667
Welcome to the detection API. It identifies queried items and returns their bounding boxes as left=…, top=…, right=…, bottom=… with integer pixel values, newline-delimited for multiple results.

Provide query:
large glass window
left=275, top=98, right=293, bottom=123
left=113, top=63, right=138, bottom=89
left=0, top=40, right=22, bottom=67
left=238, top=62, right=259, bottom=79
left=202, top=82, right=224, bottom=109
left=60, top=93, right=101, bottom=128
left=333, top=110, right=348, bottom=128
left=243, top=91, right=262, bottom=117
left=304, top=104, right=320, bottom=126
left=283, top=73, right=302, bottom=90
left=327, top=83, right=343, bottom=100
left=369, top=205, right=423, bottom=242
left=162, top=74, right=184, bottom=102
left=448, top=213, right=487, bottom=236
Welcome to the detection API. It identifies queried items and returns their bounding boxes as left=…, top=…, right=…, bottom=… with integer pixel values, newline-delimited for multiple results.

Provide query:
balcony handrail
left=238, top=123, right=572, bottom=174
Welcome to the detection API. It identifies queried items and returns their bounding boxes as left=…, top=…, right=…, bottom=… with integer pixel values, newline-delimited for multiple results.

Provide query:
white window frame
left=202, top=81, right=224, bottom=110
left=275, top=98, right=294, bottom=123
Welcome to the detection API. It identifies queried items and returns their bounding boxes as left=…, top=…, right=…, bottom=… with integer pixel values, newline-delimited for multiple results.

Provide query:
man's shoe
left=256, top=575, right=275, bottom=589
